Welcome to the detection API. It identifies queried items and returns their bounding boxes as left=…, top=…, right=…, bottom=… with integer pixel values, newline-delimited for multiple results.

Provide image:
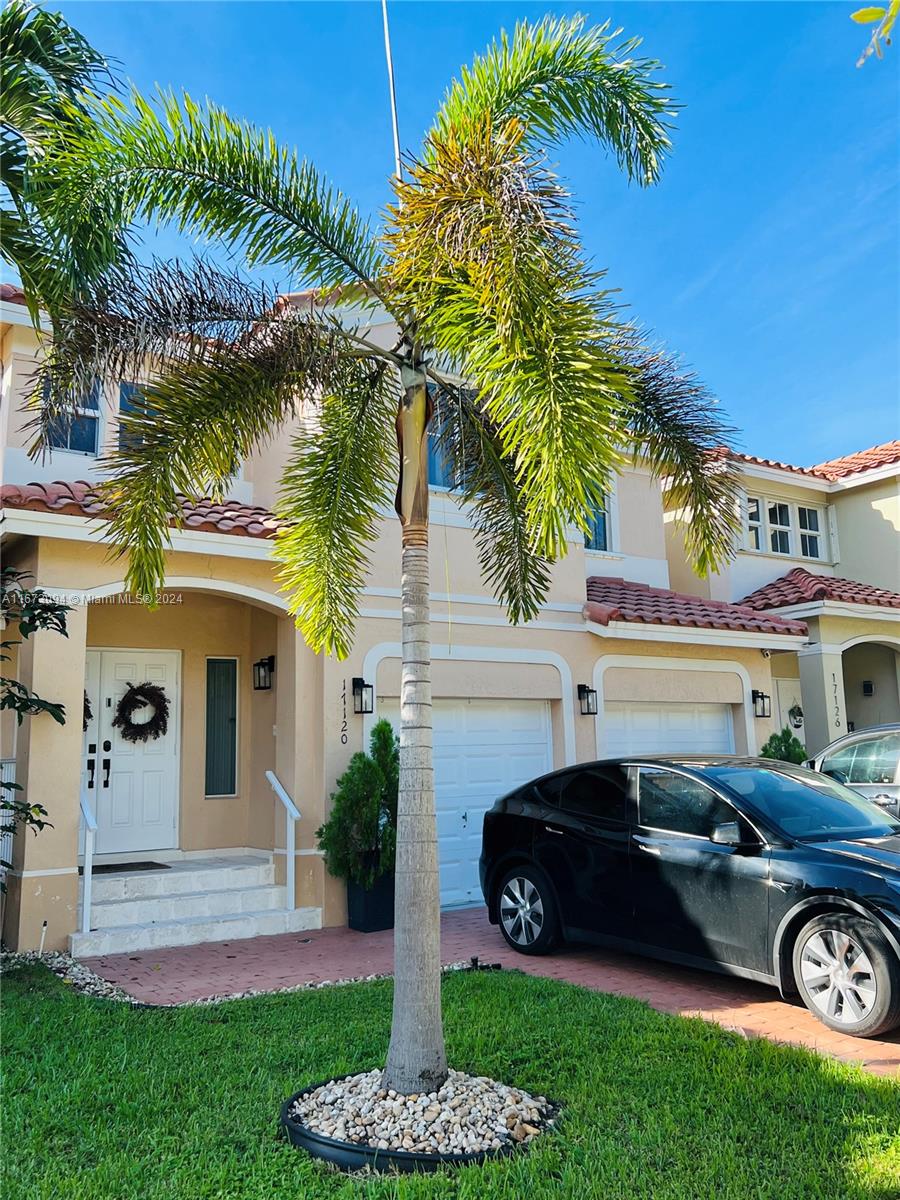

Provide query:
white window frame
left=797, top=505, right=822, bottom=559
left=742, top=492, right=828, bottom=562
left=584, top=475, right=620, bottom=556
left=46, top=378, right=103, bottom=458
left=767, top=500, right=792, bottom=555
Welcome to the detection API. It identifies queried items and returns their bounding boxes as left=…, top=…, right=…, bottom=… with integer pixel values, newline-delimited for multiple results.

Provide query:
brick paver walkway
left=83, top=906, right=900, bottom=1076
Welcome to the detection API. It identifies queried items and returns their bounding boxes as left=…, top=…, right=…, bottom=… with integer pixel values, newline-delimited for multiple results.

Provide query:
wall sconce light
left=751, top=689, right=771, bottom=719
left=577, top=684, right=598, bottom=716
left=253, top=655, right=275, bottom=691
left=352, top=677, right=374, bottom=715
left=862, top=680, right=875, bottom=697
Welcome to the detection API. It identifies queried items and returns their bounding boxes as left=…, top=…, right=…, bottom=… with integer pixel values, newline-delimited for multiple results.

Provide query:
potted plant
left=317, top=719, right=398, bottom=932
left=760, top=726, right=808, bottom=764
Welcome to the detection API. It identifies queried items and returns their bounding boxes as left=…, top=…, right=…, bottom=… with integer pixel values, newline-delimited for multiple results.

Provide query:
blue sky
left=55, top=1, right=898, bottom=465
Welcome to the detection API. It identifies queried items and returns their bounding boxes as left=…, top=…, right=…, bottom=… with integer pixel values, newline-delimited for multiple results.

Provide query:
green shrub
left=316, top=719, right=398, bottom=888
left=760, top=726, right=808, bottom=764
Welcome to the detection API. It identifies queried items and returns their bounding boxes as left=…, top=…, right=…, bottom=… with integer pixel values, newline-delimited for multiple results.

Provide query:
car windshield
left=704, top=765, right=900, bottom=841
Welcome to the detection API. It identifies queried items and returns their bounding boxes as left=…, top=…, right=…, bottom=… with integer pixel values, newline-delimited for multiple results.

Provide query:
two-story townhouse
left=0, top=282, right=809, bottom=954
left=666, top=445, right=900, bottom=754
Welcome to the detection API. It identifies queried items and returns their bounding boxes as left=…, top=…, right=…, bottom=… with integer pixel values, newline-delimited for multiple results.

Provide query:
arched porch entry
left=841, top=637, right=900, bottom=732
left=70, top=577, right=319, bottom=954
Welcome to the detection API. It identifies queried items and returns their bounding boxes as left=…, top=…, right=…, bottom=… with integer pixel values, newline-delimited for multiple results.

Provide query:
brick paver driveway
left=83, top=906, right=899, bottom=1076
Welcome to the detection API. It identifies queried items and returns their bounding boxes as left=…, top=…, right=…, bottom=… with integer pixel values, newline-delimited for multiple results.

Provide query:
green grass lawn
left=2, top=963, right=898, bottom=1199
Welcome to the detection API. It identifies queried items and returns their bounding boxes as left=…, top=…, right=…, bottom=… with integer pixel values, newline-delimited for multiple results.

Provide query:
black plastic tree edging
left=280, top=1077, right=557, bottom=1174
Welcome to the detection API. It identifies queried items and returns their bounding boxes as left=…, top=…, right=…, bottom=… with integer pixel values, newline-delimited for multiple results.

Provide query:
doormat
left=79, top=862, right=172, bottom=875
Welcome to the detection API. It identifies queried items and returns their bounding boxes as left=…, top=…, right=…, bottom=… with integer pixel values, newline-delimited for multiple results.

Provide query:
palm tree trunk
left=383, top=364, right=448, bottom=1094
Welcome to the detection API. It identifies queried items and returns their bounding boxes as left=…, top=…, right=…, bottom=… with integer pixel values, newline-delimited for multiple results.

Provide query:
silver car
left=807, top=724, right=900, bottom=816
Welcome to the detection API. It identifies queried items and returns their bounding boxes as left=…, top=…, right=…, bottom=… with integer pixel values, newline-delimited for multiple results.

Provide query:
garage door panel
left=603, top=702, right=734, bottom=757
left=379, top=698, right=553, bottom=907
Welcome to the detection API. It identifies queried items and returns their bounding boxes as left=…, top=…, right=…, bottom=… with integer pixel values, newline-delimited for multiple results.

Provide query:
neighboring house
left=0, top=281, right=888, bottom=957
left=666, top=445, right=900, bottom=755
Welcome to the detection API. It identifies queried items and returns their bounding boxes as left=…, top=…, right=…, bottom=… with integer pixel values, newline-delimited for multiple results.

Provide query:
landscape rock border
left=0, top=950, right=499, bottom=1008
left=281, top=1070, right=557, bottom=1173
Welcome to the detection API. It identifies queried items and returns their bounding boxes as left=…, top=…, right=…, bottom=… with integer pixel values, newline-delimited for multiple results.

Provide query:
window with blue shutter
left=205, top=659, right=238, bottom=796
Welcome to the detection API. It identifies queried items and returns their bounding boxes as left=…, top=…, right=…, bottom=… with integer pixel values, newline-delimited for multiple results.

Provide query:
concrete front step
left=85, top=858, right=275, bottom=903
left=70, top=905, right=322, bottom=957
left=88, top=883, right=287, bottom=929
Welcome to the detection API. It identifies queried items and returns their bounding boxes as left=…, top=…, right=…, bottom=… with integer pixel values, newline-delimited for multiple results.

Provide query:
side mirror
left=710, top=821, right=742, bottom=845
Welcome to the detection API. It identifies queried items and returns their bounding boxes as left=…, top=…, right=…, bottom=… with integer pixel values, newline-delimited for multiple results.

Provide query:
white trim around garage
left=360, top=641, right=577, bottom=767
left=591, top=654, right=757, bottom=757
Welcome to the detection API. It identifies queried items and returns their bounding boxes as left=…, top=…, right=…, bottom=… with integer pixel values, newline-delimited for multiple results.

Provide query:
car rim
left=500, top=877, right=544, bottom=946
left=799, top=929, right=877, bottom=1024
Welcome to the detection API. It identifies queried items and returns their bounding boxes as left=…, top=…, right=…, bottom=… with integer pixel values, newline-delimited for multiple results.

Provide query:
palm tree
left=28, top=15, right=740, bottom=1094
left=0, top=0, right=116, bottom=315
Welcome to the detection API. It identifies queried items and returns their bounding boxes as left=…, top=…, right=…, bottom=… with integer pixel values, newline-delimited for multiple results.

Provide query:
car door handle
left=543, top=825, right=564, bottom=836
left=637, top=844, right=661, bottom=856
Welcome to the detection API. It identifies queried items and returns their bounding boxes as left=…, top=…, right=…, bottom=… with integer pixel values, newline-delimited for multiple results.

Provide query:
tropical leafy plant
left=851, top=1, right=898, bottom=66
left=0, top=568, right=71, bottom=890
left=760, top=727, right=808, bottom=765
left=316, top=719, right=399, bottom=890
left=0, top=0, right=118, bottom=318
left=24, top=14, right=742, bottom=1093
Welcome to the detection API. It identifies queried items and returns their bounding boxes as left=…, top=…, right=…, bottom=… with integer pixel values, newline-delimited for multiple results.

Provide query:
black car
left=480, top=756, right=900, bottom=1038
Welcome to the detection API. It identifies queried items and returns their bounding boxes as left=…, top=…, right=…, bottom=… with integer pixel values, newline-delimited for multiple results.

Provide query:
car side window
left=638, top=768, right=735, bottom=838
left=559, top=766, right=629, bottom=825
left=828, top=734, right=900, bottom=786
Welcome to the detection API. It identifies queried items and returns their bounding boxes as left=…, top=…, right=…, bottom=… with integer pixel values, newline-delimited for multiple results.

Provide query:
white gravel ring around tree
left=287, top=1068, right=554, bottom=1157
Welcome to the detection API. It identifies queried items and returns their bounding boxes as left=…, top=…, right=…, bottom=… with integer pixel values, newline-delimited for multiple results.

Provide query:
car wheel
left=496, top=865, right=560, bottom=956
left=792, top=913, right=900, bottom=1038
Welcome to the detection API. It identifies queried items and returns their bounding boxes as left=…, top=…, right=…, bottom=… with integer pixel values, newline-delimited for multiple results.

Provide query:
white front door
left=83, top=650, right=180, bottom=855
left=602, top=702, right=735, bottom=756
left=380, top=698, right=554, bottom=908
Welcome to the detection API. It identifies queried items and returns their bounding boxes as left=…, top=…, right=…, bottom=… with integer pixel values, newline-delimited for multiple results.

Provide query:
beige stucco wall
left=1, top=525, right=787, bottom=947
left=842, top=641, right=900, bottom=730
left=832, top=477, right=900, bottom=591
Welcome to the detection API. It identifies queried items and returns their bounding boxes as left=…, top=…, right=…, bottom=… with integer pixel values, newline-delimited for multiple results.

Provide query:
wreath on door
left=112, top=681, right=170, bottom=743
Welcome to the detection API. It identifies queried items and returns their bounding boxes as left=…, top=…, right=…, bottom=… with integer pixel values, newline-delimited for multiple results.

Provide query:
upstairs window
left=427, top=429, right=455, bottom=489
left=743, top=494, right=826, bottom=560
left=584, top=499, right=608, bottom=552
left=798, top=507, right=821, bottom=558
left=746, top=497, right=762, bottom=550
left=47, top=378, right=101, bottom=455
left=768, top=502, right=791, bottom=554
left=118, top=382, right=146, bottom=450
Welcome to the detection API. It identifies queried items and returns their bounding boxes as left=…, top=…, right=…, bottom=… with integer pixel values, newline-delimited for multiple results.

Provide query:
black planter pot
left=347, top=871, right=394, bottom=933
left=280, top=1080, right=520, bottom=1174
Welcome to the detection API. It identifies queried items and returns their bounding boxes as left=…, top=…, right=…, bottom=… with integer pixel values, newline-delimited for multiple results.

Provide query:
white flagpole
left=381, top=0, right=403, bottom=181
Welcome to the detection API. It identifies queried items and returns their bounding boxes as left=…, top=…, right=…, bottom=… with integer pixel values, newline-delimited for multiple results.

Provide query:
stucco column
left=274, top=618, right=327, bottom=915
left=798, top=644, right=847, bottom=756
left=2, top=600, right=87, bottom=951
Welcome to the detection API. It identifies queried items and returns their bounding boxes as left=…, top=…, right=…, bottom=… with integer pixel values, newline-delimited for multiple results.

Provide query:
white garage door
left=602, top=702, right=734, bottom=756
left=379, top=699, right=553, bottom=908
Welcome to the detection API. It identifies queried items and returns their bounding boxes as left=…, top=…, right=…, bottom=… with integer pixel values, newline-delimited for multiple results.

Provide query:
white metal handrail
left=79, top=789, right=98, bottom=935
left=1, top=759, right=17, bottom=882
left=266, top=770, right=300, bottom=912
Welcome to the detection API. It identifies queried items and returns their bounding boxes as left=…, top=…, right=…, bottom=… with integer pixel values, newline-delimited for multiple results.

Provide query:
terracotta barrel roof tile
left=0, top=480, right=280, bottom=541
left=739, top=567, right=900, bottom=611
left=584, top=576, right=807, bottom=637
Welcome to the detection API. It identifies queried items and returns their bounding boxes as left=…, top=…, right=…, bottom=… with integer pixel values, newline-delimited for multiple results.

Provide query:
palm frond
left=69, top=296, right=383, bottom=604
left=388, top=119, right=628, bottom=559
left=430, top=14, right=674, bottom=185
left=623, top=348, right=742, bottom=576
left=30, top=88, right=388, bottom=301
left=430, top=381, right=551, bottom=623
left=275, top=367, right=396, bottom=659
